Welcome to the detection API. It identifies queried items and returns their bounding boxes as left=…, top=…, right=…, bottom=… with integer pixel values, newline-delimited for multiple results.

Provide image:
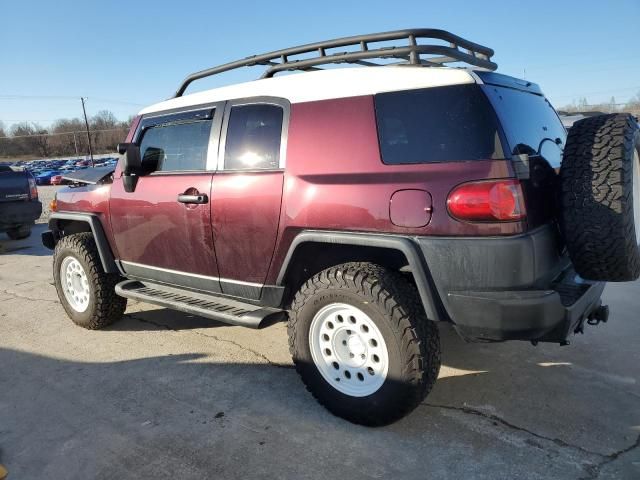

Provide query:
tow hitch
left=587, top=305, right=609, bottom=326
left=575, top=304, right=609, bottom=334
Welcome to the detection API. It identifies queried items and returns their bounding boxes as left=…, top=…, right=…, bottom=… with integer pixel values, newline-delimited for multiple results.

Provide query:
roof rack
left=174, top=28, right=497, bottom=97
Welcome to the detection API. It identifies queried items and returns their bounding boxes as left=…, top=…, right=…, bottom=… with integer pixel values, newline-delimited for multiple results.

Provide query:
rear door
left=480, top=76, right=567, bottom=229
left=210, top=98, right=288, bottom=300
left=110, top=106, right=224, bottom=292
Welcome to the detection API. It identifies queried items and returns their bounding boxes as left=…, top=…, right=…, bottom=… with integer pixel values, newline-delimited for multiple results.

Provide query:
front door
left=110, top=106, right=223, bottom=292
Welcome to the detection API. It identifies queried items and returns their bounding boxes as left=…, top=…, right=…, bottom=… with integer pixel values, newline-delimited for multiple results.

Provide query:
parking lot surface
left=0, top=217, right=638, bottom=479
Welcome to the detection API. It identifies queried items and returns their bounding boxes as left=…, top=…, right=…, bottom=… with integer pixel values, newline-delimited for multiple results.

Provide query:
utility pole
left=72, top=132, right=79, bottom=157
left=80, top=97, right=94, bottom=167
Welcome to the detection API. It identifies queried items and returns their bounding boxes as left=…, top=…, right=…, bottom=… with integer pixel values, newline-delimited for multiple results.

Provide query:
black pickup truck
left=0, top=165, right=42, bottom=239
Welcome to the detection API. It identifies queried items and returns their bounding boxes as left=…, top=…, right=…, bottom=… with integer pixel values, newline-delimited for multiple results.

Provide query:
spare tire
left=560, top=113, right=640, bottom=281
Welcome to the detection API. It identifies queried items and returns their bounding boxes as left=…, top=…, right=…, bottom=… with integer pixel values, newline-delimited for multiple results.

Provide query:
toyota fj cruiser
left=42, top=29, right=640, bottom=425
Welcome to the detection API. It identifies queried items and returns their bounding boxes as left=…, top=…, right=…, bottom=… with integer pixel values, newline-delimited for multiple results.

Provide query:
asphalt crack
left=422, top=402, right=605, bottom=457
left=579, top=434, right=640, bottom=480
left=424, top=403, right=640, bottom=478
left=0, top=288, right=59, bottom=304
left=128, top=313, right=293, bottom=370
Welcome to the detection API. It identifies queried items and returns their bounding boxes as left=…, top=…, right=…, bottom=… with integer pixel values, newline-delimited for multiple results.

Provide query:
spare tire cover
left=560, top=113, right=640, bottom=282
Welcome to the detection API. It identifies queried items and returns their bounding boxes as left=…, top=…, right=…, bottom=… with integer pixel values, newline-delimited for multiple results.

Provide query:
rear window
left=374, top=84, right=504, bottom=165
left=482, top=85, right=566, bottom=168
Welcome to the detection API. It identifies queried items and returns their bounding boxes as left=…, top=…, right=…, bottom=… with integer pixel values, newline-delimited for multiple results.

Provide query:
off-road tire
left=560, top=113, right=640, bottom=281
left=288, top=262, right=440, bottom=426
left=6, top=224, right=31, bottom=240
left=53, top=233, right=127, bottom=329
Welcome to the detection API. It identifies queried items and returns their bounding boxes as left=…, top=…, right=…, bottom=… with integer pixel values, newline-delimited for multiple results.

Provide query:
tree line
left=558, top=93, right=640, bottom=116
left=0, top=110, right=132, bottom=161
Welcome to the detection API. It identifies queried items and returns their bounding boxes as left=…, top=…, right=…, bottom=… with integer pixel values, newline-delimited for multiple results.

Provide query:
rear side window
left=374, top=84, right=504, bottom=164
left=224, top=104, right=283, bottom=170
left=139, top=119, right=212, bottom=172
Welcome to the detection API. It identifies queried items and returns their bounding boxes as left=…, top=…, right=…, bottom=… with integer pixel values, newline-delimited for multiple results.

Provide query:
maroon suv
left=42, top=29, right=640, bottom=425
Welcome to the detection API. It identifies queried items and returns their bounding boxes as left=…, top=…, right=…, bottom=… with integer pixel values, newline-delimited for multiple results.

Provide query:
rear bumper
left=0, top=200, right=42, bottom=231
left=446, top=271, right=605, bottom=342
left=417, top=225, right=606, bottom=342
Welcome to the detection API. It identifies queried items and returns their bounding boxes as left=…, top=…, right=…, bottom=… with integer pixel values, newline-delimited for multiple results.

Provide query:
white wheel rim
left=60, top=257, right=90, bottom=313
left=309, top=303, right=389, bottom=397
left=633, top=149, right=640, bottom=246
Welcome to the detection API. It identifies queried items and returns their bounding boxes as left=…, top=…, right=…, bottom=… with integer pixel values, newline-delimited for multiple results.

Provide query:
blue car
left=35, top=170, right=59, bottom=185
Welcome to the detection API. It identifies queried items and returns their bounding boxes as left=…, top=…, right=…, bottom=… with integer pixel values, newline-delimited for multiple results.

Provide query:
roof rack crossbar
left=174, top=28, right=497, bottom=98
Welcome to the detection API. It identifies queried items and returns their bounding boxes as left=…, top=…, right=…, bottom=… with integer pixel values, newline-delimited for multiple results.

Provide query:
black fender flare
left=276, top=231, right=445, bottom=322
left=46, top=212, right=118, bottom=274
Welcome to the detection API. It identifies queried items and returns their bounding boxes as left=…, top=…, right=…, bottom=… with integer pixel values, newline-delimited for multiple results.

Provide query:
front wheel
left=288, top=262, right=440, bottom=426
left=53, top=233, right=127, bottom=329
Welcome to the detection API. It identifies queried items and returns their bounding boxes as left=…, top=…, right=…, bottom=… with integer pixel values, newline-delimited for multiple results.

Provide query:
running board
left=115, top=280, right=285, bottom=328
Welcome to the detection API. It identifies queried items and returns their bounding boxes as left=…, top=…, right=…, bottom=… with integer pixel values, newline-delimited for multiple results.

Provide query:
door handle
left=178, top=193, right=208, bottom=204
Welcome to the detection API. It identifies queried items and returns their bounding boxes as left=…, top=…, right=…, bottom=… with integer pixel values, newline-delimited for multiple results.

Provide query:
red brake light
left=447, top=179, right=526, bottom=222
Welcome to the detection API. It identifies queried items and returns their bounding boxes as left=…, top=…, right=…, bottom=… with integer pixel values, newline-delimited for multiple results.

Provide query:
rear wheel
left=288, top=262, right=440, bottom=426
left=53, top=233, right=127, bottom=329
left=560, top=113, right=640, bottom=281
left=6, top=224, right=31, bottom=240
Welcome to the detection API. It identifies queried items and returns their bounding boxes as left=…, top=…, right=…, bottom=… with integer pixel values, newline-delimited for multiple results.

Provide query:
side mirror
left=116, top=143, right=141, bottom=192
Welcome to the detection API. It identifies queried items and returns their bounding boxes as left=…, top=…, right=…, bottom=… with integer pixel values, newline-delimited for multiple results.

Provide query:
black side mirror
left=117, top=143, right=141, bottom=192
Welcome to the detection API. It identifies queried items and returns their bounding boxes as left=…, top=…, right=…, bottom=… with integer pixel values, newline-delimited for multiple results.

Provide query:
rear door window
left=374, top=84, right=504, bottom=164
left=223, top=104, right=284, bottom=170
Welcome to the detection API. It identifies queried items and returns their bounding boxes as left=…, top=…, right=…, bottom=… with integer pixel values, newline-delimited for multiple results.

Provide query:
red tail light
left=447, top=179, right=526, bottom=222
left=28, top=176, right=38, bottom=200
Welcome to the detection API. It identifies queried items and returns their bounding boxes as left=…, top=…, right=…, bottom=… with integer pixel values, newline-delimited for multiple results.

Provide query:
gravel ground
left=35, top=185, right=62, bottom=224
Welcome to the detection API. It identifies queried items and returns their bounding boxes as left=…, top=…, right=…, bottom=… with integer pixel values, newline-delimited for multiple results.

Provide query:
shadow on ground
left=0, top=223, right=51, bottom=257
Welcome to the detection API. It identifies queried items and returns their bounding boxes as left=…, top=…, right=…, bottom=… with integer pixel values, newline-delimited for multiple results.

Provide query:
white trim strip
left=139, top=67, right=475, bottom=115
left=120, top=261, right=263, bottom=287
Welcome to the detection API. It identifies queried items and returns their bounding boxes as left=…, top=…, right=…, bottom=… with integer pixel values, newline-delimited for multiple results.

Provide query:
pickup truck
left=0, top=165, right=42, bottom=239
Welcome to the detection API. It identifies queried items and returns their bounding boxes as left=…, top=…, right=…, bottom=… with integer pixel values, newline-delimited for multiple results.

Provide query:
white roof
left=140, top=67, right=477, bottom=115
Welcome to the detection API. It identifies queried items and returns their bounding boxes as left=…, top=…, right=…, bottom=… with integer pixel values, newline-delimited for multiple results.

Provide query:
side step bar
left=115, top=280, right=285, bottom=328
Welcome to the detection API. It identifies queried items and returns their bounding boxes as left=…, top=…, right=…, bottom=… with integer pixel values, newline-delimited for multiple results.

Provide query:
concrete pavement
left=0, top=225, right=638, bottom=479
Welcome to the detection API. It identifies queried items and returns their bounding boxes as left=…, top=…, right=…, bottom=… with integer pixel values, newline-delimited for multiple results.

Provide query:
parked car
left=50, top=174, right=64, bottom=185
left=35, top=170, right=59, bottom=185
left=42, top=29, right=640, bottom=426
left=0, top=165, right=42, bottom=239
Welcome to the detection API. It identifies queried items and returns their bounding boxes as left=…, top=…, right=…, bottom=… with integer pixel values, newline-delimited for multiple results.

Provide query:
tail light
left=50, top=198, right=58, bottom=212
left=447, top=179, right=526, bottom=222
left=28, top=176, right=38, bottom=200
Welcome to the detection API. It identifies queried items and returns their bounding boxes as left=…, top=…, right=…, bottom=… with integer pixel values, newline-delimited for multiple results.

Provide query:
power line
left=0, top=95, right=145, bottom=106
left=0, top=127, right=128, bottom=140
left=552, top=85, right=640, bottom=100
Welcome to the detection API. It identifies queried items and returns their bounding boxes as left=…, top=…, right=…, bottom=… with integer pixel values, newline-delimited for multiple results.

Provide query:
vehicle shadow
left=113, top=306, right=230, bottom=331
left=108, top=300, right=639, bottom=460
left=0, top=223, right=51, bottom=257
left=1, top=341, right=636, bottom=480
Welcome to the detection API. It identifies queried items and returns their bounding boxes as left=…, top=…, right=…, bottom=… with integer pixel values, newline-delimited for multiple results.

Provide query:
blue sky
left=1, top=0, right=639, bottom=127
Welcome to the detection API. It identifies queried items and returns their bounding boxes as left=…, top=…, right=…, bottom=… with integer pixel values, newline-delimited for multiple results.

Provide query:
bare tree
left=10, top=122, right=52, bottom=158
left=1, top=112, right=132, bottom=161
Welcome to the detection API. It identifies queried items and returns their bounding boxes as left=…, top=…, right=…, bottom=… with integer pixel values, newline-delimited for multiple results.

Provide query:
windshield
left=482, top=85, right=566, bottom=168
